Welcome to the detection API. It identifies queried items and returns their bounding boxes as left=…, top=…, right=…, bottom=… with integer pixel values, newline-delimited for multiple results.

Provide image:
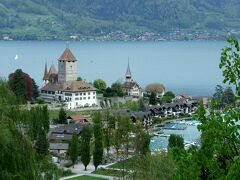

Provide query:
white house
left=41, top=48, right=97, bottom=109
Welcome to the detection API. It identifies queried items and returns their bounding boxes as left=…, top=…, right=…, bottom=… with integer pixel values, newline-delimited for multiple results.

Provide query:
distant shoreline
left=0, top=39, right=226, bottom=43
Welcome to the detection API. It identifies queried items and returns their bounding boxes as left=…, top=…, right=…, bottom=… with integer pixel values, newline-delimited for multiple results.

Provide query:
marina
left=150, top=119, right=201, bottom=151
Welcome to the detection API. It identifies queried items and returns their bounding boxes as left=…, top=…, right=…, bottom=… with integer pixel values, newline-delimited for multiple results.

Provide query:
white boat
left=159, top=134, right=170, bottom=137
left=14, top=54, right=19, bottom=60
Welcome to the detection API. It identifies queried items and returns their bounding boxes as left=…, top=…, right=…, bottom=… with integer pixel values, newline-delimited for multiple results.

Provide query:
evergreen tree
left=80, top=124, right=92, bottom=170
left=138, top=131, right=151, bottom=156
left=139, top=98, right=146, bottom=111
left=222, top=87, right=235, bottom=106
left=69, top=133, right=79, bottom=166
left=35, top=128, right=49, bottom=156
left=42, top=106, right=50, bottom=133
left=149, top=91, right=157, bottom=105
left=93, top=113, right=104, bottom=170
left=58, top=107, right=67, bottom=124
left=32, top=78, right=39, bottom=99
left=118, top=116, right=132, bottom=157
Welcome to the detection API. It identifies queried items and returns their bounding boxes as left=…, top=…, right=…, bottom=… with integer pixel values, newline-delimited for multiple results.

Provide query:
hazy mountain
left=0, top=0, right=239, bottom=40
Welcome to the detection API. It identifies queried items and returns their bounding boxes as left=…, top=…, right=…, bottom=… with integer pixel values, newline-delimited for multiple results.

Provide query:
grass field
left=69, top=175, right=107, bottom=180
left=93, top=168, right=123, bottom=178
left=108, top=156, right=137, bottom=170
left=48, top=109, right=95, bottom=122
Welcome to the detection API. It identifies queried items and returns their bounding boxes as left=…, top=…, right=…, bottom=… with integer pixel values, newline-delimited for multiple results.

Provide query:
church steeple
left=43, top=63, right=49, bottom=80
left=125, top=59, right=132, bottom=82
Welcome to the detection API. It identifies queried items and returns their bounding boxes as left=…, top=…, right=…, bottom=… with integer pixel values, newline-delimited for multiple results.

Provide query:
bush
left=63, top=161, right=73, bottom=168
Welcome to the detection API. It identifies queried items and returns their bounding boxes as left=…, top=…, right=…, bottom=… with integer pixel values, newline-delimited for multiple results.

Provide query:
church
left=40, top=48, right=97, bottom=109
left=122, top=61, right=143, bottom=98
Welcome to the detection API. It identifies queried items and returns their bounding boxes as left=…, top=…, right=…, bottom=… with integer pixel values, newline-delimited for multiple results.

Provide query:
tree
left=213, top=85, right=224, bottom=100
left=35, top=128, right=49, bottom=156
left=9, top=69, right=35, bottom=102
left=93, top=113, right=104, bottom=170
left=213, top=85, right=224, bottom=108
left=118, top=116, right=132, bottom=157
left=149, top=91, right=157, bottom=105
left=8, top=69, right=27, bottom=102
left=103, top=111, right=115, bottom=157
left=222, top=87, right=235, bottom=106
left=0, top=81, right=58, bottom=180
left=134, top=153, right=176, bottom=180
left=220, top=37, right=240, bottom=96
left=168, top=134, right=184, bottom=149
left=111, top=82, right=124, bottom=97
left=173, top=38, right=240, bottom=179
left=93, top=79, right=107, bottom=93
left=135, top=129, right=151, bottom=156
left=69, top=133, right=79, bottom=166
left=139, top=98, right=146, bottom=111
left=77, top=76, right=82, bottom=81
left=42, top=106, right=50, bottom=133
left=162, top=91, right=175, bottom=103
left=58, top=107, right=67, bottom=124
left=80, top=124, right=92, bottom=170
left=32, top=78, right=39, bottom=99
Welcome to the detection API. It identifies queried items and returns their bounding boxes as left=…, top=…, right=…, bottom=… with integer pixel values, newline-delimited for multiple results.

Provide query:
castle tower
left=43, top=63, right=49, bottom=86
left=58, top=48, right=77, bottom=83
left=125, top=60, right=132, bottom=82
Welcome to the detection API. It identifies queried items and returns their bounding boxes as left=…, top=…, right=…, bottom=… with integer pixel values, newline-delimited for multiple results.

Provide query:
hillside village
left=37, top=48, right=207, bottom=166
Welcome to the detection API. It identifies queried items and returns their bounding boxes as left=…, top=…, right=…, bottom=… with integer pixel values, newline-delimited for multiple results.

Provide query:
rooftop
left=58, top=48, right=77, bottom=61
left=41, top=80, right=97, bottom=92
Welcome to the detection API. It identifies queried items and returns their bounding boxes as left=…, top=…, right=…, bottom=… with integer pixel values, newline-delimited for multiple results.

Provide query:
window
left=80, top=97, right=82, bottom=100
left=88, top=97, right=90, bottom=99
left=93, top=92, right=96, bottom=95
left=93, top=96, right=95, bottom=99
left=75, top=98, right=79, bottom=100
left=84, top=97, right=86, bottom=100
left=83, top=93, right=86, bottom=96
left=88, top=92, right=90, bottom=95
left=65, top=93, right=72, bottom=96
left=80, top=93, right=82, bottom=96
left=75, top=93, right=78, bottom=96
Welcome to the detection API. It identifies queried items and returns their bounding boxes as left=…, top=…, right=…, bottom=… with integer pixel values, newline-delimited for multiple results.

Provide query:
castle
left=40, top=48, right=97, bottom=109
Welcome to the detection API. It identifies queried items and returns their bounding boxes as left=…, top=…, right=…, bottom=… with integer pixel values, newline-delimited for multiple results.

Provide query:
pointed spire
left=126, top=58, right=132, bottom=78
left=49, top=64, right=58, bottom=75
left=126, top=58, right=132, bottom=82
left=43, top=62, right=49, bottom=80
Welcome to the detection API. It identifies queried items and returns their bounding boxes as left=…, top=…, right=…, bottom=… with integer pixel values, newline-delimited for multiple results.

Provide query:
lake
left=0, top=41, right=226, bottom=96
left=150, top=120, right=201, bottom=151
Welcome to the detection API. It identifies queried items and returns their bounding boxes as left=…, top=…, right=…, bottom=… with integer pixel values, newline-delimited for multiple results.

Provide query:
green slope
left=0, top=0, right=240, bottom=40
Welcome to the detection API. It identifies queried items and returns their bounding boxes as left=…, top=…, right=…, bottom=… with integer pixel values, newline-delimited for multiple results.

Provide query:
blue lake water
left=150, top=120, right=201, bottom=151
left=0, top=41, right=226, bottom=96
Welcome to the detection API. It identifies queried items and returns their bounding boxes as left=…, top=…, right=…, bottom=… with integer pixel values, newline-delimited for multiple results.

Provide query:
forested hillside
left=0, top=0, right=240, bottom=40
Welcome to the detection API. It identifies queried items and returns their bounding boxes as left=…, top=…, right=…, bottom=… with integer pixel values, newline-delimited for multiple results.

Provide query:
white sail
left=14, top=54, right=19, bottom=60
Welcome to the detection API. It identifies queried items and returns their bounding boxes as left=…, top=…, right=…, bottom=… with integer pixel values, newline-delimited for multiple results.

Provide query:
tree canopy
left=93, top=79, right=107, bottom=93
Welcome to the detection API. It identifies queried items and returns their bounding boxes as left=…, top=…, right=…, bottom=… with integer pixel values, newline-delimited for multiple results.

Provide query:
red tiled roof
left=68, top=115, right=88, bottom=123
left=58, top=48, right=77, bottom=61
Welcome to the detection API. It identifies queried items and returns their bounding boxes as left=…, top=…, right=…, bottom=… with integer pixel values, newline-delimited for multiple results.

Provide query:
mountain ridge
left=0, top=0, right=240, bottom=40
